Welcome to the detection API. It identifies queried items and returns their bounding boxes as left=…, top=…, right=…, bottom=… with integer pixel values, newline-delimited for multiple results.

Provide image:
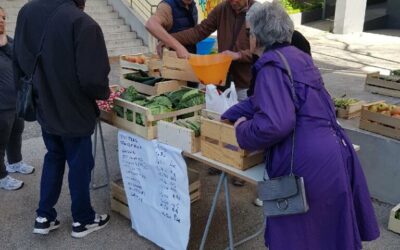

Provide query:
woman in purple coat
left=222, top=2, right=380, bottom=249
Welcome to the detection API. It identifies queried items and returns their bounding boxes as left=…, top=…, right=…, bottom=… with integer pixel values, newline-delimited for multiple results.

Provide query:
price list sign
left=118, top=131, right=191, bottom=250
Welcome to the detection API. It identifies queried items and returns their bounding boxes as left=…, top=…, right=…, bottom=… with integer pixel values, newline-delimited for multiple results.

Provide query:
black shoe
left=71, top=214, right=110, bottom=238
left=208, top=168, right=222, bottom=175
left=33, top=217, right=60, bottom=235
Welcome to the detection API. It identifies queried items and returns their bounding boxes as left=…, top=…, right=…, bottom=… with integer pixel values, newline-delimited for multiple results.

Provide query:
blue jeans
left=36, top=129, right=95, bottom=224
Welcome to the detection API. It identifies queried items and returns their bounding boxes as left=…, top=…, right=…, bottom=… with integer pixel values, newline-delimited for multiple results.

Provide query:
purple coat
left=222, top=45, right=379, bottom=250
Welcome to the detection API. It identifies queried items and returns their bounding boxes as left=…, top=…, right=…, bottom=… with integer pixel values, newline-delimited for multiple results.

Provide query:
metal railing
left=129, top=0, right=158, bottom=18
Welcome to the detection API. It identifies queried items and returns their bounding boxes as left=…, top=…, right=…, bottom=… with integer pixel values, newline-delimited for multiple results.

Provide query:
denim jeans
left=36, top=129, right=95, bottom=224
left=0, top=111, right=24, bottom=179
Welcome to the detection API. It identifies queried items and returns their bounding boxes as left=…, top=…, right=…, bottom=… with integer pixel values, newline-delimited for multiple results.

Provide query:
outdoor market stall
left=94, top=51, right=363, bottom=249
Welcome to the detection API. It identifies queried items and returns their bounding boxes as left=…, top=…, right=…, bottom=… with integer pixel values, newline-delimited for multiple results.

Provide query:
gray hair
left=247, top=1, right=294, bottom=49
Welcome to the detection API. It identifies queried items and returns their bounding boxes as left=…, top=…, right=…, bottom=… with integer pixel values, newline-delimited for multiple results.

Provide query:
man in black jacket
left=13, top=0, right=110, bottom=238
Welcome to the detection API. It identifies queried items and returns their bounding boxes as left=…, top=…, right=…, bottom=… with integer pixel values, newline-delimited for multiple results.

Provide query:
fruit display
left=333, top=97, right=360, bottom=109
left=367, top=102, right=400, bottom=118
left=123, top=55, right=146, bottom=64
left=96, top=86, right=125, bottom=112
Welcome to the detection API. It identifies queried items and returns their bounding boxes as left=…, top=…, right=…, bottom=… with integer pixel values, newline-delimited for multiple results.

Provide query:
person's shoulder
left=71, top=9, right=101, bottom=31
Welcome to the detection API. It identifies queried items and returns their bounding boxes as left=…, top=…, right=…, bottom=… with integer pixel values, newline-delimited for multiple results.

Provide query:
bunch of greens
left=174, top=119, right=201, bottom=137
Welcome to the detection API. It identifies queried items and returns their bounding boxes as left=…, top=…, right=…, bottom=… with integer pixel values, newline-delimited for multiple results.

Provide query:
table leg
left=224, top=175, right=234, bottom=250
left=199, top=172, right=226, bottom=250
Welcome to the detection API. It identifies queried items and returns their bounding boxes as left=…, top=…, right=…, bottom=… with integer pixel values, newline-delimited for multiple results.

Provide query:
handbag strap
left=29, top=2, right=67, bottom=80
left=263, top=49, right=297, bottom=180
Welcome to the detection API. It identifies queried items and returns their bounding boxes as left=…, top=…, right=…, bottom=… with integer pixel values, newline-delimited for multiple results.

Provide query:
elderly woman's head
left=246, top=1, right=294, bottom=54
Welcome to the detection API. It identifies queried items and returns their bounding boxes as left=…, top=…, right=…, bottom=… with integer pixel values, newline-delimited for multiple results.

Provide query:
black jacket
left=13, top=0, right=110, bottom=136
left=0, top=37, right=16, bottom=111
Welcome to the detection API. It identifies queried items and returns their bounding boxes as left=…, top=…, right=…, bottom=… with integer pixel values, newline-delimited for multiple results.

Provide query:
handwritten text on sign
left=118, top=131, right=190, bottom=250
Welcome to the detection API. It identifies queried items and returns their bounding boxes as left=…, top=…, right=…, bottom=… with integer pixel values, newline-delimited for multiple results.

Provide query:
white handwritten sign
left=118, top=130, right=190, bottom=250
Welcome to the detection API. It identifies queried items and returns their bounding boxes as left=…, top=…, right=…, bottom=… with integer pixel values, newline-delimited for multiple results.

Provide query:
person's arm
left=171, top=3, right=220, bottom=46
left=145, top=3, right=189, bottom=58
left=221, top=98, right=256, bottom=122
left=222, top=49, right=252, bottom=62
left=234, top=65, right=296, bottom=151
left=74, top=18, right=110, bottom=100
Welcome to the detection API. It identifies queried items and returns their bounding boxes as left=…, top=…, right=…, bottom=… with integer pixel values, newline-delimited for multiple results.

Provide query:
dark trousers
left=0, top=111, right=24, bottom=179
left=37, top=129, right=95, bottom=224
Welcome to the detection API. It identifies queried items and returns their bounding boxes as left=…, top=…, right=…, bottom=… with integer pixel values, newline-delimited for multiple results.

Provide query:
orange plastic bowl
left=189, top=54, right=233, bottom=85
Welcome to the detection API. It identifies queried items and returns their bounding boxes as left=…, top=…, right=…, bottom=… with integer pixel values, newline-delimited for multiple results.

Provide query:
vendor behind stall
left=145, top=0, right=198, bottom=59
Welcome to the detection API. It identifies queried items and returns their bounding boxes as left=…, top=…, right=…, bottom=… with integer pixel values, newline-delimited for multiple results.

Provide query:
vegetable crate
left=111, top=169, right=201, bottom=220
left=120, top=74, right=187, bottom=96
left=120, top=54, right=162, bottom=77
left=100, top=110, right=114, bottom=125
left=388, top=203, right=400, bottom=234
left=365, top=72, right=400, bottom=98
left=158, top=117, right=201, bottom=153
left=200, top=110, right=265, bottom=170
left=161, top=50, right=200, bottom=83
left=336, top=101, right=365, bottom=119
left=113, top=96, right=204, bottom=140
left=359, top=101, right=400, bottom=140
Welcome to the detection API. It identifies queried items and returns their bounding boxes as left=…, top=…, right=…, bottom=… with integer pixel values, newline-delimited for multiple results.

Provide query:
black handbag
left=257, top=50, right=309, bottom=217
left=17, top=3, right=65, bottom=121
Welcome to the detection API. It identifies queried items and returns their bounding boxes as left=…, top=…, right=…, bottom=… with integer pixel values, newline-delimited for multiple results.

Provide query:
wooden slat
left=361, top=109, right=400, bottom=128
left=365, top=85, right=400, bottom=98
left=119, top=77, right=186, bottom=96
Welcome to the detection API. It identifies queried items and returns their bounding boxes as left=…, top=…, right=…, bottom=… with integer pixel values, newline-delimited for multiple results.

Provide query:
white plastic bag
left=206, top=82, right=238, bottom=114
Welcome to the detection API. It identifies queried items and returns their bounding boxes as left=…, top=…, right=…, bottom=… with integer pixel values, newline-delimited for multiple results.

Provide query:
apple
left=390, top=106, right=400, bottom=116
left=392, top=114, right=400, bottom=119
left=377, top=103, right=389, bottom=112
left=368, top=105, right=379, bottom=112
left=381, top=110, right=391, bottom=116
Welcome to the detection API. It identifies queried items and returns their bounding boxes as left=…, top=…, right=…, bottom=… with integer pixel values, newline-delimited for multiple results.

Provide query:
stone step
left=105, top=38, right=143, bottom=49
left=103, top=31, right=137, bottom=41
left=108, top=46, right=149, bottom=57
left=99, top=24, right=131, bottom=33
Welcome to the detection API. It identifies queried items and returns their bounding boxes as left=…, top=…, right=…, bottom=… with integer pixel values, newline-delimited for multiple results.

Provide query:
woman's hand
left=222, top=50, right=241, bottom=61
left=234, top=116, right=247, bottom=128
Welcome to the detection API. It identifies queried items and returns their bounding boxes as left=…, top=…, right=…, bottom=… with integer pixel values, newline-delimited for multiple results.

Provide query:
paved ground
left=1, top=23, right=400, bottom=249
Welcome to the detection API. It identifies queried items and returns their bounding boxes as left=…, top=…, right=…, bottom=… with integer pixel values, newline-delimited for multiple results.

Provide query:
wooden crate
left=200, top=110, right=265, bottom=170
left=120, top=74, right=186, bottom=96
left=111, top=169, right=201, bottom=220
left=388, top=203, right=400, bottom=234
left=112, top=92, right=204, bottom=140
left=336, top=101, right=365, bottom=119
left=158, top=117, right=201, bottom=153
left=100, top=110, right=114, bottom=125
left=161, top=50, right=199, bottom=83
left=120, top=54, right=162, bottom=77
left=365, top=72, right=400, bottom=98
left=359, top=101, right=400, bottom=140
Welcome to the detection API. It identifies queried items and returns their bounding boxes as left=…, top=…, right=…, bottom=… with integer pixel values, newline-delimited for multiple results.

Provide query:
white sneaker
left=254, top=198, right=263, bottom=207
left=6, top=161, right=35, bottom=174
left=0, top=175, right=24, bottom=190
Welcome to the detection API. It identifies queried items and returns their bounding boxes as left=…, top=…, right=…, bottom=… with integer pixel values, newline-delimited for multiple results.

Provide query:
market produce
left=367, top=102, right=400, bottom=119
left=391, top=70, right=400, bottom=76
left=174, top=119, right=201, bottom=137
left=333, top=97, right=359, bottom=109
left=96, top=86, right=125, bottom=112
left=124, top=70, right=165, bottom=86
left=113, top=86, right=205, bottom=126
left=124, top=55, right=146, bottom=64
